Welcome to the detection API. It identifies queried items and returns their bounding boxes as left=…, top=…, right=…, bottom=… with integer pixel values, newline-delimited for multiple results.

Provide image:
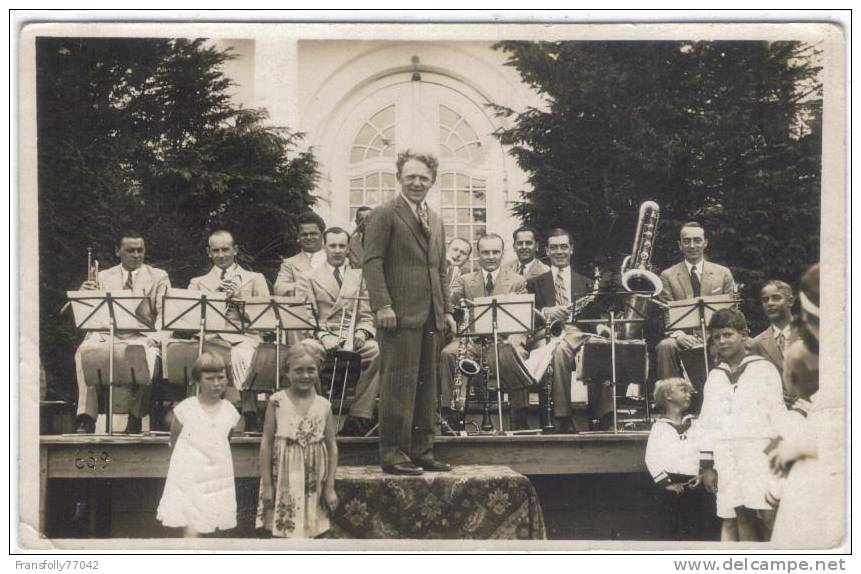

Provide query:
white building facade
left=214, top=39, right=543, bottom=270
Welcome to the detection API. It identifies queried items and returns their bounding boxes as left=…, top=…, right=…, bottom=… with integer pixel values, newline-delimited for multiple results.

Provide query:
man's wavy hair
left=396, top=149, right=439, bottom=182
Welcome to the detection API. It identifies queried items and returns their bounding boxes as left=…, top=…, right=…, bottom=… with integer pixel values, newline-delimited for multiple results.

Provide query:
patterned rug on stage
left=330, top=465, right=546, bottom=540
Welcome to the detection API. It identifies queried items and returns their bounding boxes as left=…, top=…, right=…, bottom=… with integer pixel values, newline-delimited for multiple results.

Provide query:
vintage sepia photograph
left=15, top=14, right=848, bottom=553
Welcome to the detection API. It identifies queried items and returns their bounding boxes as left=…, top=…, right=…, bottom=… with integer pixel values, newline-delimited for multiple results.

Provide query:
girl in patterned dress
left=157, top=352, right=240, bottom=536
left=256, top=340, right=339, bottom=538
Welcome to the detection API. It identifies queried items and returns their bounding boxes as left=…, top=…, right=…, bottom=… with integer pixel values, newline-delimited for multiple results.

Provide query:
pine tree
left=37, top=38, right=319, bottom=398
left=492, top=40, right=822, bottom=326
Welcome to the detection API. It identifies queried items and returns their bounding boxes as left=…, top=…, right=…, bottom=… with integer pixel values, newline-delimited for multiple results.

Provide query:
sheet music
left=469, top=293, right=534, bottom=336
left=161, top=288, right=233, bottom=332
left=666, top=294, right=738, bottom=330
left=244, top=296, right=317, bottom=330
left=66, top=289, right=151, bottom=331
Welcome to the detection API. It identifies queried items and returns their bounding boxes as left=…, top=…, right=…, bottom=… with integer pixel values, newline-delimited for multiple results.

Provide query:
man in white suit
left=74, top=231, right=171, bottom=433
left=296, top=227, right=380, bottom=436
left=656, top=222, right=735, bottom=381
left=273, top=211, right=327, bottom=296
left=188, top=230, right=270, bottom=430
left=503, top=225, right=550, bottom=281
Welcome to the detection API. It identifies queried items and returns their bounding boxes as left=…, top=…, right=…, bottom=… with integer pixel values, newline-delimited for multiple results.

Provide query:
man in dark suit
left=442, top=233, right=530, bottom=429
left=526, top=228, right=594, bottom=433
left=655, top=222, right=735, bottom=380
left=347, top=206, right=372, bottom=269
left=363, top=149, right=456, bottom=476
left=751, top=280, right=799, bottom=405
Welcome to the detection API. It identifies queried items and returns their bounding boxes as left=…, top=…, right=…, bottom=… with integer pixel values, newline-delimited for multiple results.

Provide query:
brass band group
left=65, top=149, right=823, bottom=543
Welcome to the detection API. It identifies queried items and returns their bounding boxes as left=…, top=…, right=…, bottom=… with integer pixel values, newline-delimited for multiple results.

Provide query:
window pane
left=382, top=172, right=396, bottom=189
left=350, top=188, right=363, bottom=205
left=374, top=105, right=395, bottom=128
left=442, top=209, right=456, bottom=225
left=366, top=189, right=379, bottom=205
left=355, top=124, right=376, bottom=146
left=457, top=209, right=471, bottom=223
left=440, top=190, right=454, bottom=207
left=444, top=225, right=454, bottom=239
left=350, top=147, right=365, bottom=164
left=456, top=173, right=469, bottom=189
left=469, top=142, right=485, bottom=164
left=471, top=187, right=486, bottom=203
left=440, top=172, right=454, bottom=189
left=366, top=172, right=380, bottom=187
left=457, top=226, right=471, bottom=240
left=473, top=208, right=487, bottom=223
left=457, top=189, right=470, bottom=206
left=384, top=189, right=396, bottom=202
left=472, top=226, right=486, bottom=240
left=440, top=105, right=459, bottom=129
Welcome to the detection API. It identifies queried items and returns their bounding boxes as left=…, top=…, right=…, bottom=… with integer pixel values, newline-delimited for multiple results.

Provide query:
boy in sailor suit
left=697, top=308, right=786, bottom=542
left=645, top=377, right=717, bottom=541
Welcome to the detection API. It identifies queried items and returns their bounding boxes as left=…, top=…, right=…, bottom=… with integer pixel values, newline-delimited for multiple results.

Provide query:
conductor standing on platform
left=363, top=149, right=456, bottom=476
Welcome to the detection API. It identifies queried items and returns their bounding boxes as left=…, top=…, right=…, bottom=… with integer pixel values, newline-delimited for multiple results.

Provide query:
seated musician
left=445, top=237, right=473, bottom=292
left=751, top=280, right=799, bottom=405
left=188, top=230, right=270, bottom=431
left=655, top=222, right=735, bottom=387
left=526, top=228, right=595, bottom=434
left=273, top=211, right=327, bottom=296
left=296, top=227, right=381, bottom=437
left=74, top=231, right=171, bottom=434
left=346, top=206, right=372, bottom=269
left=440, top=233, right=530, bottom=429
left=504, top=225, right=550, bottom=280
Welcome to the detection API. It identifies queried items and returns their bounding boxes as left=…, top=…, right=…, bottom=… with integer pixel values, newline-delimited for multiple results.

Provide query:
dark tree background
left=492, top=41, right=822, bottom=329
left=37, top=38, right=319, bottom=399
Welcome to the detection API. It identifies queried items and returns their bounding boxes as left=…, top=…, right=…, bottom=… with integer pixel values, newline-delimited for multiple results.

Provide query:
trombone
left=325, top=293, right=366, bottom=426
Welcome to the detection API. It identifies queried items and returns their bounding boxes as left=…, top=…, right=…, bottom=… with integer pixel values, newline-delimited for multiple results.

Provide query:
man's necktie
left=220, top=268, right=227, bottom=281
left=417, top=202, right=431, bottom=237
left=690, top=266, right=702, bottom=297
left=518, top=263, right=526, bottom=276
left=485, top=273, right=494, bottom=295
left=334, top=266, right=343, bottom=289
left=125, top=272, right=133, bottom=290
left=776, top=332, right=786, bottom=353
left=554, top=271, right=569, bottom=307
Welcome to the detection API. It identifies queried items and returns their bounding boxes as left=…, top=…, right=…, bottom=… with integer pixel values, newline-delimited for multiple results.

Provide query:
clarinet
left=541, top=323, right=556, bottom=433
left=479, top=338, right=494, bottom=432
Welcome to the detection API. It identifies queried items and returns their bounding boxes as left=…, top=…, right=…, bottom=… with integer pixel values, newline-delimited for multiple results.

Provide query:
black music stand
left=67, top=289, right=153, bottom=435
left=666, top=294, right=738, bottom=396
left=243, top=296, right=318, bottom=392
left=465, top=294, right=535, bottom=434
left=575, top=290, right=654, bottom=433
left=161, top=288, right=245, bottom=397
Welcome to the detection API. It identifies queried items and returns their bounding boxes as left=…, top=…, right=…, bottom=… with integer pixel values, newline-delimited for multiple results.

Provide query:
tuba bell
left=620, top=201, right=662, bottom=339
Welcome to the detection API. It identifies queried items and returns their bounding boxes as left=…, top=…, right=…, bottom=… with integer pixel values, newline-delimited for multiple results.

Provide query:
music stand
left=575, top=290, right=654, bottom=433
left=243, top=296, right=318, bottom=392
left=67, top=289, right=153, bottom=434
left=466, top=294, right=534, bottom=434
left=666, top=294, right=738, bottom=392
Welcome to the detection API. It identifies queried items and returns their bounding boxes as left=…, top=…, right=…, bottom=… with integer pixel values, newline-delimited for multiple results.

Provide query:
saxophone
left=448, top=299, right=479, bottom=431
left=620, top=201, right=662, bottom=339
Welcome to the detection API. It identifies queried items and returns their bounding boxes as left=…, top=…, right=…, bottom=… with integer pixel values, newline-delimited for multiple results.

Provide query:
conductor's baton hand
left=445, top=313, right=457, bottom=336
left=80, top=280, right=98, bottom=291
left=376, top=307, right=397, bottom=331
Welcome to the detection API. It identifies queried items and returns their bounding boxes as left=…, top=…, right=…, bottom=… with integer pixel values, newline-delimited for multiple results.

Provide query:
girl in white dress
left=157, top=352, right=240, bottom=536
left=256, top=340, right=339, bottom=538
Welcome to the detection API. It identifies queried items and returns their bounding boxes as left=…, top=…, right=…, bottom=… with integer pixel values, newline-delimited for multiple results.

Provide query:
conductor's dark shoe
left=382, top=462, right=424, bottom=476
left=414, top=459, right=452, bottom=472
left=75, top=415, right=96, bottom=434
left=124, top=415, right=143, bottom=434
left=554, top=417, right=578, bottom=435
left=339, top=416, right=372, bottom=437
left=243, top=412, right=259, bottom=433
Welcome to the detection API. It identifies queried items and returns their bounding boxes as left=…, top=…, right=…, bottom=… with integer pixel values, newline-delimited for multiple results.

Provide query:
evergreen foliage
left=492, top=41, right=822, bottom=326
left=37, top=38, right=319, bottom=398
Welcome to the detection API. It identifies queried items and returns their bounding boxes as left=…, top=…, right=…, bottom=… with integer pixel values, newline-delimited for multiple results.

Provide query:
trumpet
left=87, top=247, right=100, bottom=289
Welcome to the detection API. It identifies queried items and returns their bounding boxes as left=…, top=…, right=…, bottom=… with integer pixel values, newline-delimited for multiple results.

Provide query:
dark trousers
left=377, top=317, right=441, bottom=467
left=654, top=475, right=720, bottom=541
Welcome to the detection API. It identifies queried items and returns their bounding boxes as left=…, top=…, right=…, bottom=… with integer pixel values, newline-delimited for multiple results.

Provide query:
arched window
left=348, top=105, right=397, bottom=221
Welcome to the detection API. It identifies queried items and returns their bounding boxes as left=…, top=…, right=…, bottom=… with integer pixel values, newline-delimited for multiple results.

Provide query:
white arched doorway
left=321, top=71, right=508, bottom=272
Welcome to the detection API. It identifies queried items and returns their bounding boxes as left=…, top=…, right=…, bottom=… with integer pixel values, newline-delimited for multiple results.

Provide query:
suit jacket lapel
left=394, top=195, right=429, bottom=253
left=701, top=261, right=715, bottom=295
left=495, top=268, right=513, bottom=295
left=675, top=263, right=694, bottom=299
left=761, top=329, right=784, bottom=367
left=328, top=268, right=361, bottom=319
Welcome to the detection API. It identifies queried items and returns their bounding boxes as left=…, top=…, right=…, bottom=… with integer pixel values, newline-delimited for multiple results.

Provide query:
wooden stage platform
left=39, top=432, right=649, bottom=537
